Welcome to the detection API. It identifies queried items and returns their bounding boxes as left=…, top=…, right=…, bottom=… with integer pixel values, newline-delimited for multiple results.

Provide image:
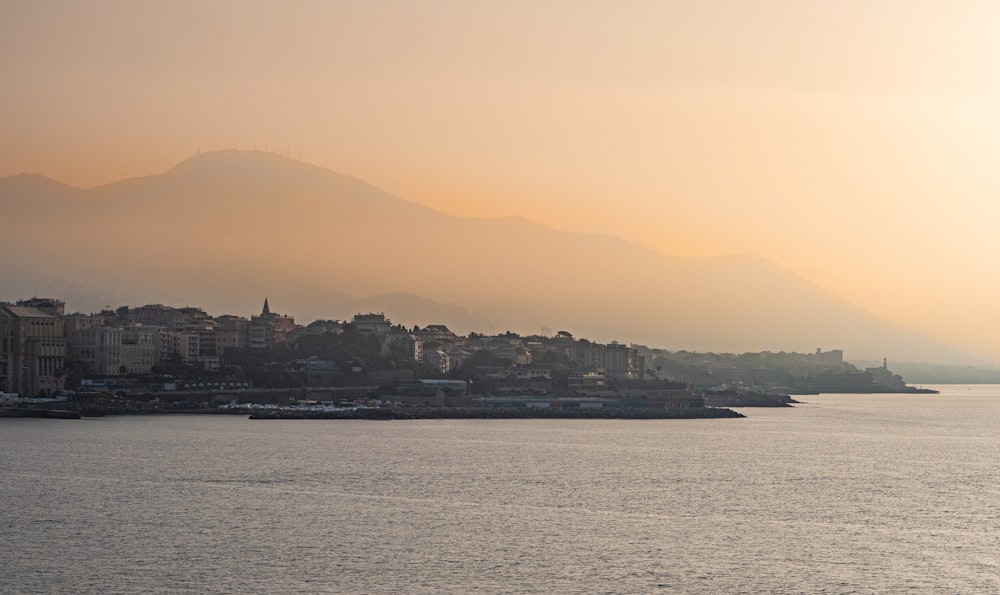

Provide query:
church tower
left=249, top=298, right=294, bottom=349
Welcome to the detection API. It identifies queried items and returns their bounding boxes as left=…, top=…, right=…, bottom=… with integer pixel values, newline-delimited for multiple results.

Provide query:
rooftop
left=0, top=306, right=58, bottom=319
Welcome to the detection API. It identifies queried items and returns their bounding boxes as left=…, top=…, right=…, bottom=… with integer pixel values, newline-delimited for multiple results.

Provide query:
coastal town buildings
left=0, top=294, right=927, bottom=398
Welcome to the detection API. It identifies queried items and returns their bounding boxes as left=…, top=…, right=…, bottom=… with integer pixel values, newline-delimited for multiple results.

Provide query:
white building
left=68, top=325, right=159, bottom=376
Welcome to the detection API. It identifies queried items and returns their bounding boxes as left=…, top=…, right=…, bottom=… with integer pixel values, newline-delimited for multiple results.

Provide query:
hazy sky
left=3, top=1, right=1000, bottom=360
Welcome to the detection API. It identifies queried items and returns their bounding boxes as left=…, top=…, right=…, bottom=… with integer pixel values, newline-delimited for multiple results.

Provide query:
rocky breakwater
left=0, top=407, right=81, bottom=419
left=703, top=390, right=799, bottom=407
left=249, top=406, right=744, bottom=420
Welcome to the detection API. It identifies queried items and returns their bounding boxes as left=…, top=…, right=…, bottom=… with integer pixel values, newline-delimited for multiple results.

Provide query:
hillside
left=0, top=150, right=972, bottom=363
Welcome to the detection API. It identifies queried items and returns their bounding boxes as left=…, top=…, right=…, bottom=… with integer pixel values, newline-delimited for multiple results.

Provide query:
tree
left=451, top=350, right=513, bottom=390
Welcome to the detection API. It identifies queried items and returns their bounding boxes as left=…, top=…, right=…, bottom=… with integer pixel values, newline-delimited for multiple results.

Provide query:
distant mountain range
left=0, top=150, right=973, bottom=364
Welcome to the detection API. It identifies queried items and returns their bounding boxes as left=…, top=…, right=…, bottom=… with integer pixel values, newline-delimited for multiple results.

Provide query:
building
left=866, top=358, right=907, bottom=391
left=352, top=313, right=391, bottom=334
left=388, top=329, right=422, bottom=362
left=64, top=313, right=107, bottom=331
left=295, top=357, right=340, bottom=386
left=0, top=299, right=66, bottom=396
left=394, top=379, right=469, bottom=396
left=214, top=315, right=250, bottom=352
left=118, top=304, right=207, bottom=329
left=467, top=335, right=532, bottom=365
left=581, top=342, right=644, bottom=382
left=159, top=331, right=200, bottom=364
left=67, top=325, right=158, bottom=376
left=423, top=348, right=451, bottom=374
left=304, top=320, right=344, bottom=335
left=249, top=298, right=296, bottom=348
left=413, top=324, right=461, bottom=346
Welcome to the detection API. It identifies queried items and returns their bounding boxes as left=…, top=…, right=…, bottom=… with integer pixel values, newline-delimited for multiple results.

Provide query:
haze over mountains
left=0, top=150, right=973, bottom=364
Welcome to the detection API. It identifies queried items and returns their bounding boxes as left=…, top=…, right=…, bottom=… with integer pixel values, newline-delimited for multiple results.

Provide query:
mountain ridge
left=0, top=149, right=976, bottom=364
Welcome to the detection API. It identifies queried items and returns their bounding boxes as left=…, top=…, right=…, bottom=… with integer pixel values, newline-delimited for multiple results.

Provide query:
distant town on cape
left=2, top=296, right=937, bottom=420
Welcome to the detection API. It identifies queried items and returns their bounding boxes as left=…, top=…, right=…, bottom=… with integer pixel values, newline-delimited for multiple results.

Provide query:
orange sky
left=3, top=1, right=1000, bottom=361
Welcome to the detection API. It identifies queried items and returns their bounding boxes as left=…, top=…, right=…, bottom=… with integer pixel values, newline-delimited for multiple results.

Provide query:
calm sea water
left=2, top=385, right=998, bottom=594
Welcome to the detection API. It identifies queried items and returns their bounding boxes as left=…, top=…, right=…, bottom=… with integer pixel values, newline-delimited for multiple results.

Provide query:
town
left=0, top=296, right=931, bottom=418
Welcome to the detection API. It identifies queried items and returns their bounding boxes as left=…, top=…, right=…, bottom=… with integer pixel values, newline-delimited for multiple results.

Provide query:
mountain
left=0, top=150, right=973, bottom=363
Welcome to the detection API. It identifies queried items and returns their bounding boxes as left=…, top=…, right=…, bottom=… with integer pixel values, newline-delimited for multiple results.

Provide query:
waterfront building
left=568, top=371, right=608, bottom=392
left=395, top=378, right=470, bottom=396
left=0, top=299, right=66, bottom=396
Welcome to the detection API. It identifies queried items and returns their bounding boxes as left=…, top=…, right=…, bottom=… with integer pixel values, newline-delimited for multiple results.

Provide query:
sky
left=3, top=0, right=1000, bottom=361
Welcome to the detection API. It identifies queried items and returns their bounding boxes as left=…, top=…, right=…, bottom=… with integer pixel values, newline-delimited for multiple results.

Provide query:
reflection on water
left=2, top=386, right=997, bottom=593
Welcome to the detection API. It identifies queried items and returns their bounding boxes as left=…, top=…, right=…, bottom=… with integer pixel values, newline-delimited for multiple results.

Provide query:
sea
left=2, top=385, right=997, bottom=594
